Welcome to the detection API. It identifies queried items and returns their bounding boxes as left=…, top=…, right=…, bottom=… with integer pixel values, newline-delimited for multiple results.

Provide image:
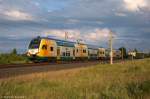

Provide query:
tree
left=11, top=48, right=17, bottom=55
left=119, top=47, right=127, bottom=58
left=134, top=48, right=138, bottom=53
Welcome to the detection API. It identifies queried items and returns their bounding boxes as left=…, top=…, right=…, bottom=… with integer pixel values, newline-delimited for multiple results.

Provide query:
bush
left=11, top=48, right=17, bottom=55
left=127, top=80, right=150, bottom=98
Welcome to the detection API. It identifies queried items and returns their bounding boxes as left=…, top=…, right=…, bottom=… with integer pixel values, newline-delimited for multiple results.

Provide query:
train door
left=47, top=40, right=57, bottom=58
left=73, top=48, right=75, bottom=59
left=38, top=39, right=49, bottom=57
left=57, top=47, right=60, bottom=60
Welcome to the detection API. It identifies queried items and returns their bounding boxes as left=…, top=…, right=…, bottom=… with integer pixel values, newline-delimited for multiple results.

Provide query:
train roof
left=41, top=37, right=76, bottom=47
left=87, top=44, right=103, bottom=50
left=56, top=40, right=75, bottom=47
left=35, top=36, right=104, bottom=48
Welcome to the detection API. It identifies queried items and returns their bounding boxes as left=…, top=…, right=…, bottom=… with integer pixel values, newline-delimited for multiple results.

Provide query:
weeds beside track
left=0, top=58, right=149, bottom=99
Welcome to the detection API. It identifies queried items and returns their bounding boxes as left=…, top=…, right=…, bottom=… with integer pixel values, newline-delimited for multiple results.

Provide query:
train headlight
left=28, top=49, right=39, bottom=55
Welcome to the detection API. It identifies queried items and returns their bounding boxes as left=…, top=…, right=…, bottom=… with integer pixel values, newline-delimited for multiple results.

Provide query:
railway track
left=0, top=59, right=130, bottom=69
left=0, top=59, right=139, bottom=79
left=0, top=62, right=56, bottom=69
left=0, top=61, right=103, bottom=79
left=0, top=60, right=106, bottom=69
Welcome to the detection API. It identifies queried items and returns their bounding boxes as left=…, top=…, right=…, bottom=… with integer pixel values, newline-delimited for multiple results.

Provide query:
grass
left=0, top=59, right=150, bottom=99
left=0, top=53, right=29, bottom=64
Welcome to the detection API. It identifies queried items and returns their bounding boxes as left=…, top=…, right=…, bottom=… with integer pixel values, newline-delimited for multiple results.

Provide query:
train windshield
left=29, top=38, right=41, bottom=49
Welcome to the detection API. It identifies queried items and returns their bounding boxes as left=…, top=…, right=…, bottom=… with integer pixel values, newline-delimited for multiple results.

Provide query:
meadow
left=0, top=53, right=29, bottom=64
left=0, top=59, right=150, bottom=99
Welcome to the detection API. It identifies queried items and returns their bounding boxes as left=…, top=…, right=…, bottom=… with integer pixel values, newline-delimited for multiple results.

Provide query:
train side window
left=63, top=52, right=65, bottom=56
left=73, top=49, right=75, bottom=56
left=50, top=47, right=53, bottom=51
left=42, top=45, right=47, bottom=50
left=85, top=50, right=86, bottom=53
left=83, top=49, right=86, bottom=53
left=66, top=53, right=70, bottom=56
left=76, top=49, right=78, bottom=53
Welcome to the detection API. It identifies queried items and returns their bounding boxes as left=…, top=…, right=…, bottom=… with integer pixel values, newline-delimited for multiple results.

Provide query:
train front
left=27, top=37, right=41, bottom=61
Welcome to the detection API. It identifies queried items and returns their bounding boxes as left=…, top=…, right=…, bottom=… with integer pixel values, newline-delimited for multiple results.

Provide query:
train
left=27, top=36, right=121, bottom=62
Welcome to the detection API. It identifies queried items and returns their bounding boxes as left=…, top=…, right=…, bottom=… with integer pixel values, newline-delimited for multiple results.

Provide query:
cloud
left=34, top=2, right=40, bottom=6
left=42, top=29, right=81, bottom=41
left=123, top=0, right=147, bottom=11
left=67, top=19, right=80, bottom=24
left=42, top=28, right=113, bottom=44
left=2, top=10, right=33, bottom=21
left=83, top=28, right=112, bottom=42
left=115, top=12, right=127, bottom=17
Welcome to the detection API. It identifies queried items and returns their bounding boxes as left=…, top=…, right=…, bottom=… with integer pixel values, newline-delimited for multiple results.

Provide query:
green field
left=0, top=59, right=150, bottom=99
left=0, top=53, right=29, bottom=64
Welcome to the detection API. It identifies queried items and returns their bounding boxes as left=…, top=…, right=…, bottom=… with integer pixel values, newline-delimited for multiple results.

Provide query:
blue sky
left=0, top=0, right=150, bottom=53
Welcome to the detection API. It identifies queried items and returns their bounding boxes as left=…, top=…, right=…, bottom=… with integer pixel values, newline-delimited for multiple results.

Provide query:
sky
left=0, top=0, right=150, bottom=53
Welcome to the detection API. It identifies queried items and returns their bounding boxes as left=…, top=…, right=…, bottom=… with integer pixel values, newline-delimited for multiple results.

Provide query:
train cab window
left=29, top=38, right=41, bottom=49
left=42, top=45, right=47, bottom=50
left=50, top=47, right=53, bottom=51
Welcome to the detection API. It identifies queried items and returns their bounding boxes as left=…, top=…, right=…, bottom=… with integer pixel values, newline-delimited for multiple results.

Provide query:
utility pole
left=65, top=32, right=68, bottom=41
left=109, top=31, right=113, bottom=65
left=64, top=32, right=69, bottom=57
left=122, top=48, right=124, bottom=60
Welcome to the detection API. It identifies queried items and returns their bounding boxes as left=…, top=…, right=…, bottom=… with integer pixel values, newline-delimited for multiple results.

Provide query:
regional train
left=27, top=36, right=121, bottom=62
